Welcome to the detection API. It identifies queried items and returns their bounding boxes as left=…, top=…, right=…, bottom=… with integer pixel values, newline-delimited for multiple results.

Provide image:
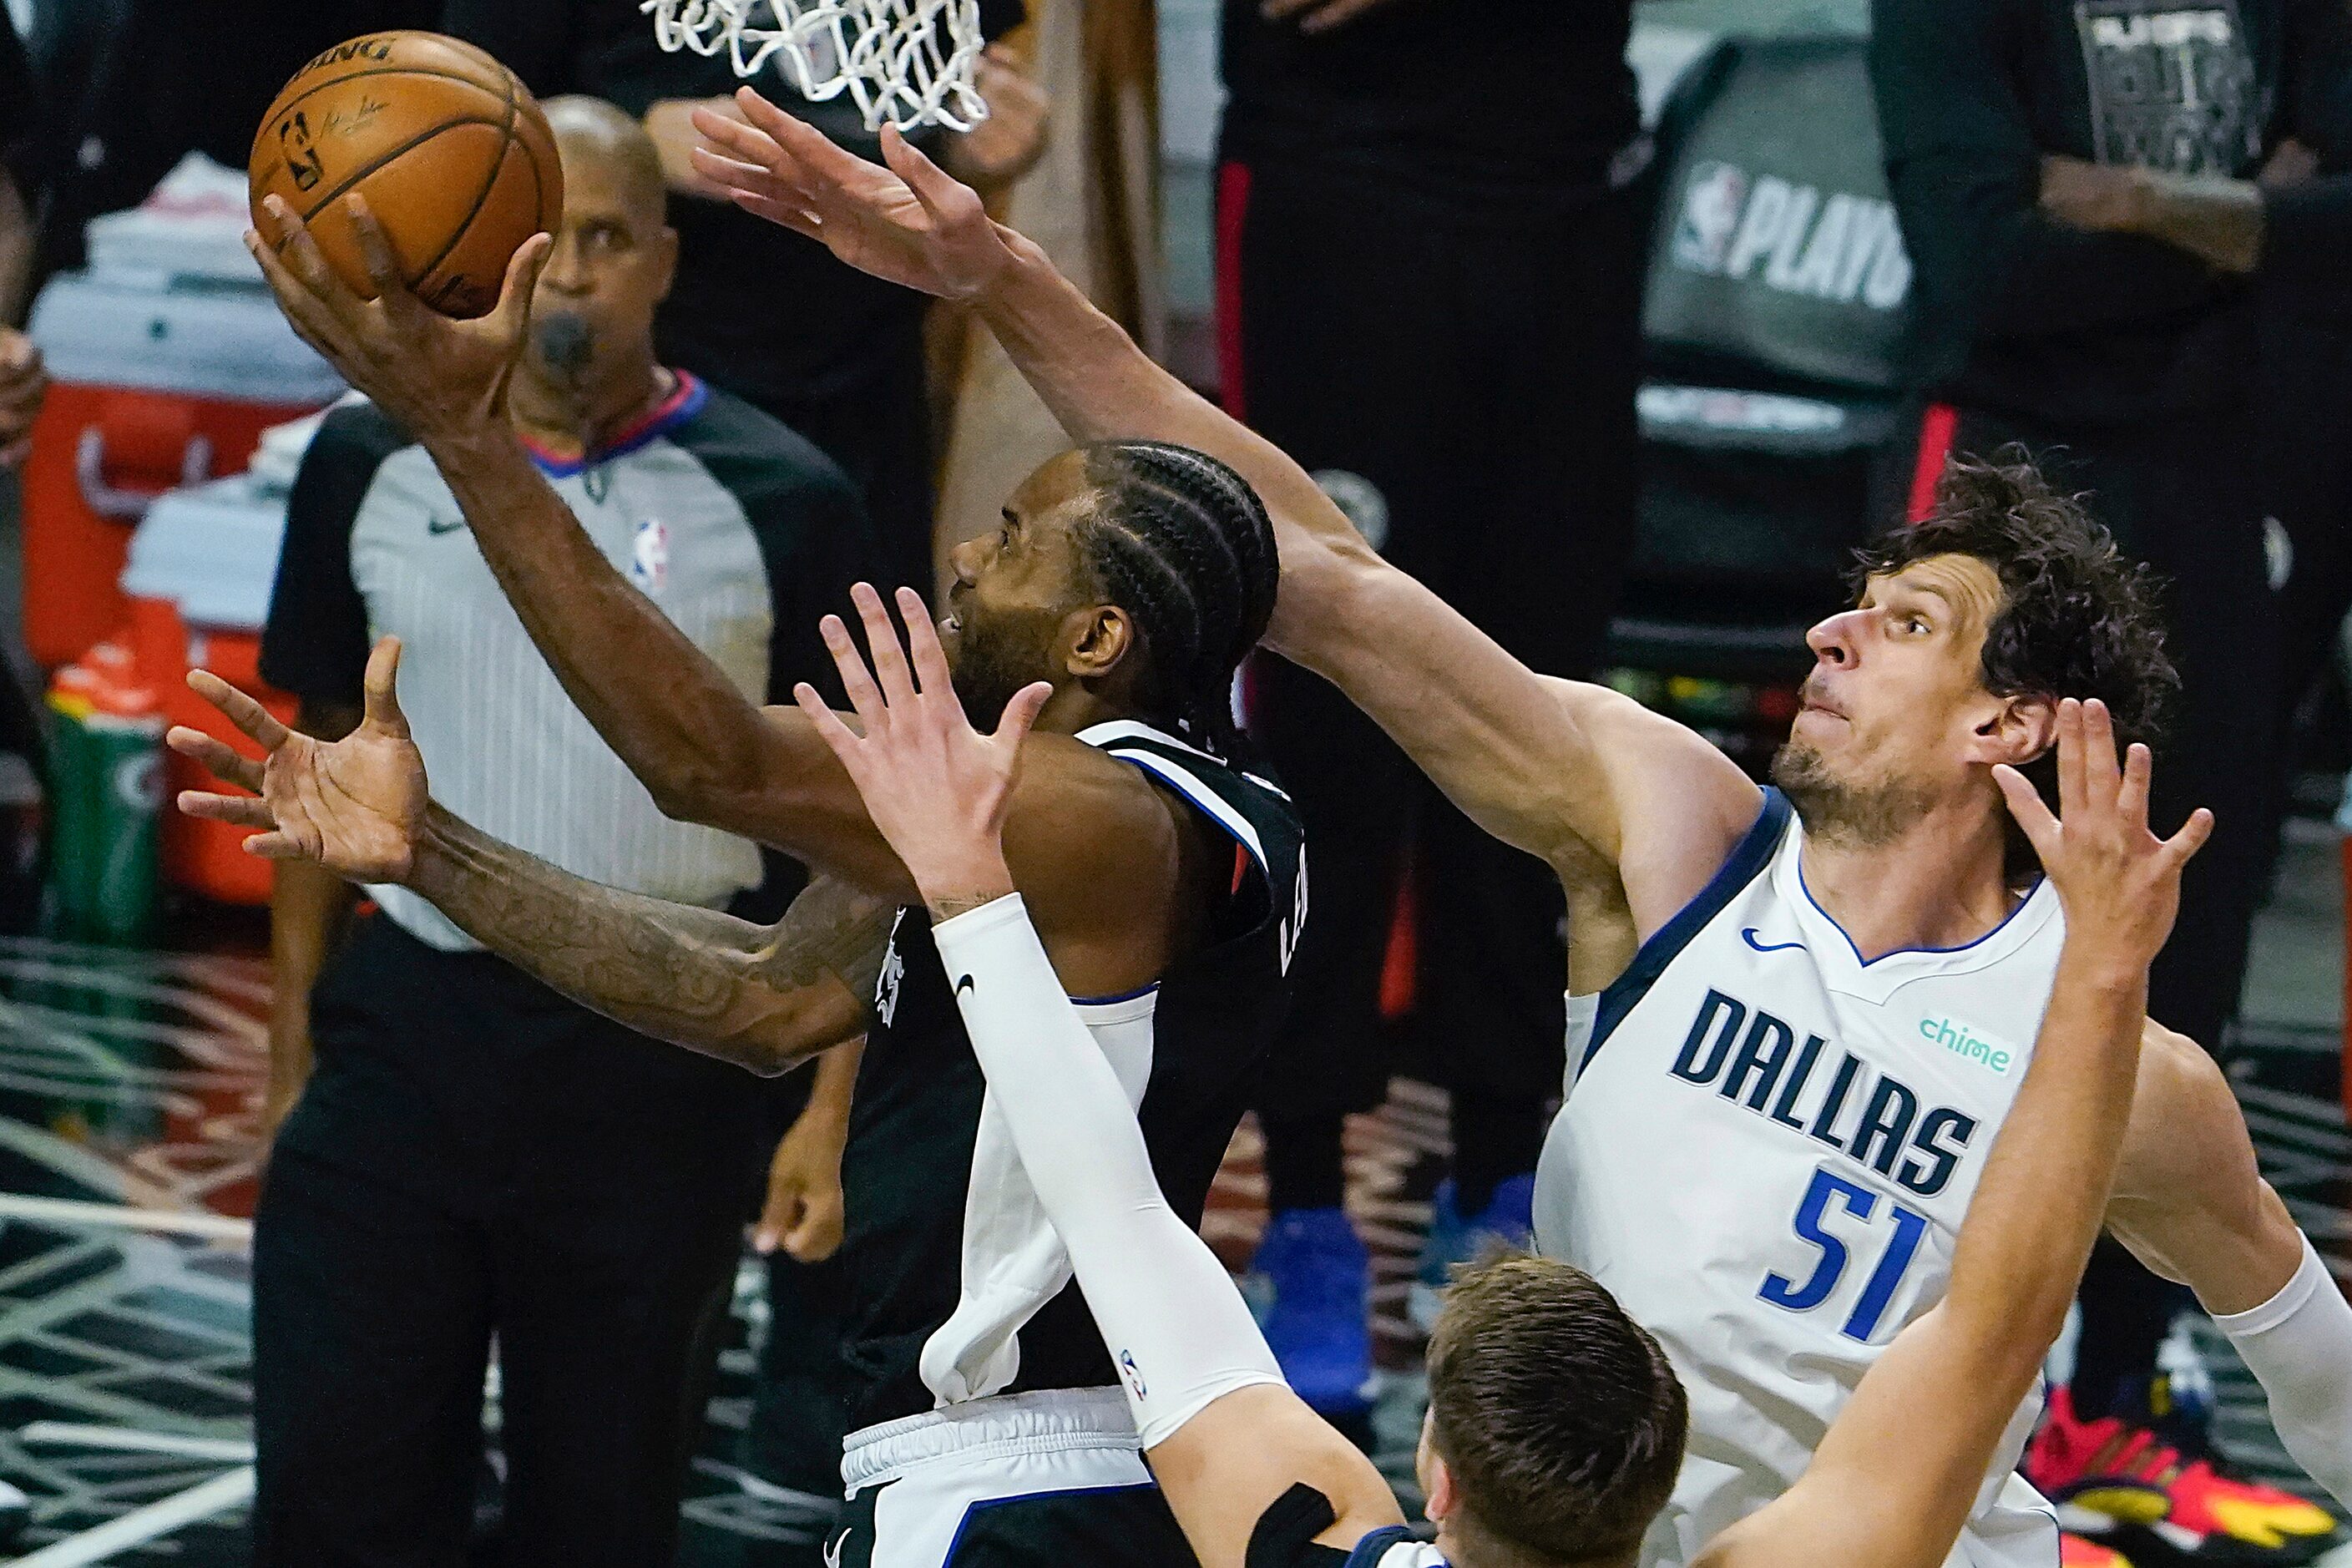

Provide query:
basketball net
left=640, top=0, right=990, bottom=132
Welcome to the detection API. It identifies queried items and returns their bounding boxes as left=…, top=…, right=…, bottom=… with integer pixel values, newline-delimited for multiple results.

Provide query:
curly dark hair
left=1853, top=450, right=2178, bottom=880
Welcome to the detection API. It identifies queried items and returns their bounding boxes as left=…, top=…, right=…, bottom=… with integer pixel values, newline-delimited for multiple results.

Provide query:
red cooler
left=120, top=473, right=302, bottom=906
left=20, top=167, right=341, bottom=670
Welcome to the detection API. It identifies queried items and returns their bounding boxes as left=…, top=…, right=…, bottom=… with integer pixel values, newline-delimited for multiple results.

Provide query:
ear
left=1965, top=690, right=2057, bottom=770
left=1416, top=1409, right=1458, bottom=1524
left=1424, top=1450, right=1460, bottom=1525
left=1061, top=603, right=1134, bottom=680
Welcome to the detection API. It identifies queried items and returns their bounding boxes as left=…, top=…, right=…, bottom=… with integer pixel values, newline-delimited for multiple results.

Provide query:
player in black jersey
left=196, top=184, right=1304, bottom=1567
left=791, top=522, right=2208, bottom=1568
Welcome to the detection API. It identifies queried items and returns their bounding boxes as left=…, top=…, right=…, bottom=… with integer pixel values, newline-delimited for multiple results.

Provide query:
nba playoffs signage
left=1645, top=36, right=1914, bottom=394
left=1671, top=164, right=1911, bottom=314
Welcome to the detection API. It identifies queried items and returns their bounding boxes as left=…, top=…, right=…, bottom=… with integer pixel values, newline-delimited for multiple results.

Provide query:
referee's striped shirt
left=261, top=375, right=883, bottom=948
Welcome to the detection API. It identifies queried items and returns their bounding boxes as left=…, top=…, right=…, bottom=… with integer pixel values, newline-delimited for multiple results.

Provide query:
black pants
left=1216, top=157, right=1641, bottom=1206
left=737, top=1231, right=856, bottom=1550
left=2258, top=286, right=2352, bottom=781
left=253, top=918, right=771, bottom=1567
left=1882, top=400, right=2279, bottom=1418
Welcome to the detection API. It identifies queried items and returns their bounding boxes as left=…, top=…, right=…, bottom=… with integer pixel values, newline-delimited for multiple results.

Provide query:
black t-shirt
left=441, top=0, right=1023, bottom=409
left=1873, top=0, right=2352, bottom=427
left=838, top=724, right=1304, bottom=1430
left=1218, top=0, right=1641, bottom=208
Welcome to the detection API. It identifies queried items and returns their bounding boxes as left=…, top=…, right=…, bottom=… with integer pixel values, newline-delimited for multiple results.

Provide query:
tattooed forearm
left=407, top=804, right=890, bottom=1075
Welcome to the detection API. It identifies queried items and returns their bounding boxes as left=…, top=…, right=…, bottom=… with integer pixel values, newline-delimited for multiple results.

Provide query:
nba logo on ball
left=1673, top=162, right=1748, bottom=274
left=630, top=518, right=670, bottom=592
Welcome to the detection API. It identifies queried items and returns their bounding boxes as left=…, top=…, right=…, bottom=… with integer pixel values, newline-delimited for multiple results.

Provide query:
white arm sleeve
left=2214, top=1235, right=2352, bottom=1509
left=932, top=893, right=1284, bottom=1447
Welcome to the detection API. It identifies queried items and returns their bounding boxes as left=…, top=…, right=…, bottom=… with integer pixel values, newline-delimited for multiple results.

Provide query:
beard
left=1768, top=740, right=1936, bottom=849
left=946, top=612, right=1054, bottom=731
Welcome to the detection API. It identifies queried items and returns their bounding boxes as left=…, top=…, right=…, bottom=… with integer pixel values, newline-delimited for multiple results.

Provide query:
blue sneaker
left=1247, top=1206, right=1376, bottom=1416
left=1409, top=1174, right=1536, bottom=1335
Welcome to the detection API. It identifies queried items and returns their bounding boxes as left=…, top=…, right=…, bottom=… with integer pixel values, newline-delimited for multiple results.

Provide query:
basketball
left=247, top=31, right=562, bottom=320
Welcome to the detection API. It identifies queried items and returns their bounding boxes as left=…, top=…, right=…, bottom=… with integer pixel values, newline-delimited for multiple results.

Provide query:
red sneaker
left=2028, top=1386, right=2336, bottom=1563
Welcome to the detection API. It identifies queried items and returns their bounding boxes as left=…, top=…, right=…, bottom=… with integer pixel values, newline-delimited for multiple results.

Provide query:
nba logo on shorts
left=630, top=518, right=670, bottom=592
left=1673, top=161, right=1748, bottom=274
left=1120, top=1349, right=1148, bottom=1400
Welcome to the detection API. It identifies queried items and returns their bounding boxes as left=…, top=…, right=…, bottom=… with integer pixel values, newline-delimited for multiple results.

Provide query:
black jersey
left=837, top=720, right=1306, bottom=1431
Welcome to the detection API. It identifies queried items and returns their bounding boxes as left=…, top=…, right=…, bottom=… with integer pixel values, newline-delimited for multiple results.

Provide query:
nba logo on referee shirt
left=630, top=518, right=670, bottom=592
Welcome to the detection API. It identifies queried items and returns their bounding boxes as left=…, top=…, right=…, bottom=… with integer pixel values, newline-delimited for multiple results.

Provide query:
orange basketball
left=248, top=31, right=562, bottom=320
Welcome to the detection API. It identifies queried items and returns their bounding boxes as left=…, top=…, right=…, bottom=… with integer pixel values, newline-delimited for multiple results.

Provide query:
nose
left=1805, top=607, right=1866, bottom=666
left=540, top=234, right=592, bottom=296
left=948, top=534, right=987, bottom=585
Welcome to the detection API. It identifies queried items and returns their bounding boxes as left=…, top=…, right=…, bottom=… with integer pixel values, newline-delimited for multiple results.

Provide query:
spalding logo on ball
left=249, top=31, right=563, bottom=320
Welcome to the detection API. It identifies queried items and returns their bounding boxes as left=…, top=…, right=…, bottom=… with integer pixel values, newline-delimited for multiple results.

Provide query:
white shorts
left=832, top=1388, right=1193, bottom=1568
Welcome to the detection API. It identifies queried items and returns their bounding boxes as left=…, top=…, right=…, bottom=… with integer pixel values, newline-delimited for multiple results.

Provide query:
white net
left=640, top=0, right=990, bottom=133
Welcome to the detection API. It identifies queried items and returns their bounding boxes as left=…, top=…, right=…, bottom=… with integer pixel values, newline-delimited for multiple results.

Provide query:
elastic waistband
left=842, top=1388, right=1138, bottom=1491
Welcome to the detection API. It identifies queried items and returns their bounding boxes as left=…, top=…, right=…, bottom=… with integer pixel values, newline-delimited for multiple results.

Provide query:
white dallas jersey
left=1537, top=789, right=2066, bottom=1568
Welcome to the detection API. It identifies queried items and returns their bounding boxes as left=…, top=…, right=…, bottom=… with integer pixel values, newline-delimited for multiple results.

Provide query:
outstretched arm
left=170, top=639, right=881, bottom=1075
left=411, top=817, right=885, bottom=1075
left=2104, top=1031, right=2352, bottom=1518
left=793, top=588, right=1404, bottom=1568
left=242, top=198, right=1197, bottom=979
left=242, top=195, right=913, bottom=891
left=690, top=99, right=1761, bottom=935
left=1703, top=702, right=2213, bottom=1568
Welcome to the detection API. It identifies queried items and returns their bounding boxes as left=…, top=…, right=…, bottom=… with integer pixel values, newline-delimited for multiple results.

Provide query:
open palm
left=1991, top=697, right=2212, bottom=972
left=687, top=92, right=1017, bottom=302
left=169, top=636, right=427, bottom=883
left=794, top=584, right=1050, bottom=904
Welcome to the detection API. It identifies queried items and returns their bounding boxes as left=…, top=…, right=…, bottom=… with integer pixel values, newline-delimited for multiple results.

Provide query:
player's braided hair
left=1071, top=440, right=1278, bottom=756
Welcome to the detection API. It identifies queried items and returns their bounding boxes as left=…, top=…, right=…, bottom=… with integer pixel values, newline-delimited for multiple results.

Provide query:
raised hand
left=1992, top=697, right=2213, bottom=975
left=170, top=636, right=427, bottom=883
left=793, top=584, right=1051, bottom=913
left=245, top=194, right=553, bottom=443
left=687, top=92, right=1016, bottom=301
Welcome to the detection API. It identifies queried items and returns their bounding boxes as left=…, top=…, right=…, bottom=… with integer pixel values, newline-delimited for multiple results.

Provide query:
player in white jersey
left=687, top=101, right=2352, bottom=1568
left=785, top=576, right=2202, bottom=1568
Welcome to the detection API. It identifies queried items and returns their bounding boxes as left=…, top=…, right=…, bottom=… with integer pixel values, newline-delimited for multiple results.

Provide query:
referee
left=254, top=99, right=879, bottom=1565
left=1216, top=0, right=1646, bottom=1414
